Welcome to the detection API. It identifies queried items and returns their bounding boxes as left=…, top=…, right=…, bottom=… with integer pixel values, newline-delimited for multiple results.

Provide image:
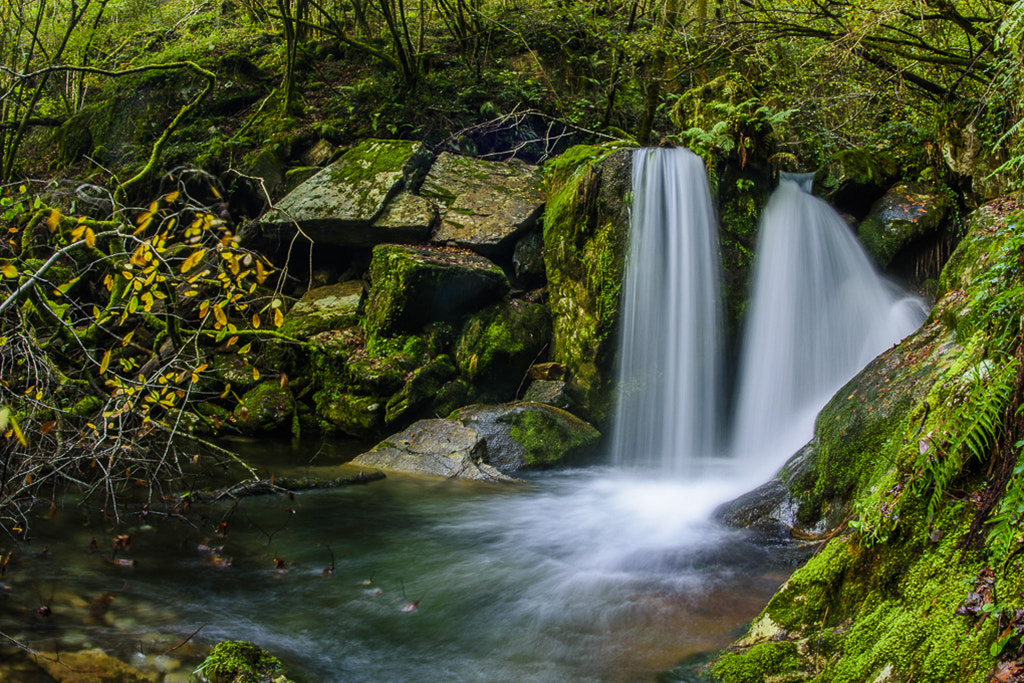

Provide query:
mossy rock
left=233, top=382, right=295, bottom=434
left=421, top=152, right=545, bottom=258
left=542, top=143, right=634, bottom=425
left=195, top=640, right=288, bottom=683
left=315, top=390, right=384, bottom=438
left=363, top=243, right=510, bottom=340
left=308, top=327, right=362, bottom=392
left=385, top=355, right=457, bottom=424
left=455, top=300, right=552, bottom=402
left=858, top=182, right=952, bottom=269
left=348, top=353, right=418, bottom=396
left=449, top=401, right=600, bottom=471
left=212, top=353, right=264, bottom=392
left=278, top=280, right=365, bottom=340
left=248, top=139, right=434, bottom=248
left=817, top=148, right=900, bottom=216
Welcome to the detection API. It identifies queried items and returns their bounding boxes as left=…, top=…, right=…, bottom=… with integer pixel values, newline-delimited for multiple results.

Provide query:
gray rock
left=522, top=380, right=573, bottom=409
left=449, top=402, right=600, bottom=471
left=351, top=419, right=517, bottom=482
left=421, top=153, right=545, bottom=257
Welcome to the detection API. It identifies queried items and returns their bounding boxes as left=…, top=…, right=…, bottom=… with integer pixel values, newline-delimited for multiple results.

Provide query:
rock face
left=279, top=280, right=365, bottom=340
left=248, top=139, right=435, bottom=248
left=363, top=244, right=510, bottom=339
left=350, top=419, right=516, bottom=482
left=542, top=144, right=633, bottom=424
left=449, top=402, right=600, bottom=471
left=858, top=181, right=952, bottom=268
left=421, top=152, right=545, bottom=257
left=815, top=148, right=900, bottom=215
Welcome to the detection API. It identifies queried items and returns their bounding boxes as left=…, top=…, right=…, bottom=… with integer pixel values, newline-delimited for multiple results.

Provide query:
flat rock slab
left=280, top=280, right=365, bottom=340
left=858, top=182, right=951, bottom=268
left=364, top=244, right=510, bottom=337
left=449, top=401, right=600, bottom=471
left=351, top=419, right=517, bottom=482
left=421, top=152, right=544, bottom=257
left=251, top=139, right=434, bottom=247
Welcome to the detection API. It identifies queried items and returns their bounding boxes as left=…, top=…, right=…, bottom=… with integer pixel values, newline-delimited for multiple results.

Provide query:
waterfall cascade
left=612, top=152, right=927, bottom=476
left=609, top=147, right=725, bottom=473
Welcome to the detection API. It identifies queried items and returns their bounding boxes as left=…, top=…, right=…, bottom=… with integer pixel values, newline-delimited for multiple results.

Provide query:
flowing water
left=731, top=173, right=928, bottom=471
left=1, top=152, right=926, bottom=682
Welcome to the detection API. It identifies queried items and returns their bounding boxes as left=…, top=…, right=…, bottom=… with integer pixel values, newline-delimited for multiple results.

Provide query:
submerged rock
left=421, top=152, right=545, bottom=257
left=34, top=648, right=154, bottom=682
left=351, top=419, right=516, bottom=482
left=449, top=402, right=600, bottom=471
left=858, top=182, right=952, bottom=268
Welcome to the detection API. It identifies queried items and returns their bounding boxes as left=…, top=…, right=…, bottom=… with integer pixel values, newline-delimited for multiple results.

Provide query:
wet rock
left=279, top=280, right=365, bottom=340
left=455, top=300, right=552, bottom=402
left=421, top=152, right=545, bottom=257
left=449, top=402, right=600, bottom=471
left=816, top=148, right=900, bottom=215
left=363, top=244, right=509, bottom=339
left=858, top=182, right=952, bottom=268
left=522, top=380, right=573, bottom=409
left=247, top=139, right=433, bottom=248
left=351, top=419, right=517, bottom=482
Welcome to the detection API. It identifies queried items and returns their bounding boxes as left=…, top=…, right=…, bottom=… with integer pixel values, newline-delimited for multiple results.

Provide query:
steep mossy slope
left=708, top=196, right=1024, bottom=683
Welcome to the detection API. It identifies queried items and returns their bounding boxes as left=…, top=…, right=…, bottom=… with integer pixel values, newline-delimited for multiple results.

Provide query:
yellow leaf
left=274, top=308, right=284, bottom=328
left=133, top=215, right=153, bottom=236
left=47, top=209, right=61, bottom=233
left=72, top=224, right=86, bottom=241
left=255, top=260, right=268, bottom=285
left=148, top=200, right=159, bottom=214
left=84, top=227, right=96, bottom=248
left=99, top=349, right=111, bottom=375
left=213, top=304, right=227, bottom=328
left=252, top=313, right=261, bottom=329
left=226, top=335, right=239, bottom=347
left=0, top=262, right=16, bottom=279
left=199, top=301, right=210, bottom=318
left=180, top=248, right=206, bottom=274
left=219, top=383, right=231, bottom=399
left=252, top=366, right=260, bottom=381
left=122, top=330, right=135, bottom=346
left=164, top=190, right=180, bottom=203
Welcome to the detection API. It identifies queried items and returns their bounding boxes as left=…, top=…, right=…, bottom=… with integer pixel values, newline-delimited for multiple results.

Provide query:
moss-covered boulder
left=455, top=300, right=552, bottom=402
left=350, top=418, right=517, bottom=482
left=233, top=381, right=296, bottom=434
left=449, top=402, right=600, bottom=471
left=278, top=280, right=365, bottom=340
left=248, top=139, right=434, bottom=247
left=542, top=143, right=633, bottom=424
left=363, top=244, right=509, bottom=340
left=421, top=152, right=545, bottom=257
left=522, top=379, right=573, bottom=409
left=858, top=182, right=952, bottom=269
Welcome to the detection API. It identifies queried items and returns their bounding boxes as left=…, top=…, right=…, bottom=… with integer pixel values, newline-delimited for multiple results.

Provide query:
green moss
left=234, top=381, right=295, bottom=434
left=507, top=405, right=600, bottom=466
left=195, top=640, right=286, bottom=683
left=712, top=641, right=802, bottom=683
left=314, top=390, right=383, bottom=438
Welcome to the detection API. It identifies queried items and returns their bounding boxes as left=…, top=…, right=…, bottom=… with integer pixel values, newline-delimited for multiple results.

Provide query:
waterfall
left=610, top=147, right=725, bottom=473
left=730, top=173, right=927, bottom=469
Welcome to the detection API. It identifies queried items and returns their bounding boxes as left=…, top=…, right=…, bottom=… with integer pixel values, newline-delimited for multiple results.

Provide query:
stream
left=1, top=438, right=795, bottom=683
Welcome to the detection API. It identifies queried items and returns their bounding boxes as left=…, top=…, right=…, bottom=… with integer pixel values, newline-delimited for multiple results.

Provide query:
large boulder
left=278, top=280, right=365, bottom=340
left=816, top=148, right=900, bottom=216
left=542, top=143, right=633, bottom=424
left=350, top=419, right=516, bottom=482
left=363, top=244, right=510, bottom=339
left=247, top=139, right=435, bottom=248
left=858, top=182, right=952, bottom=269
left=449, top=402, right=600, bottom=471
left=421, top=152, right=545, bottom=257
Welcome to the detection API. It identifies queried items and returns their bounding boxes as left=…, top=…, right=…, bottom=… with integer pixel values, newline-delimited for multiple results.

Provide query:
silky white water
left=731, top=173, right=927, bottom=472
left=610, top=147, right=725, bottom=473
